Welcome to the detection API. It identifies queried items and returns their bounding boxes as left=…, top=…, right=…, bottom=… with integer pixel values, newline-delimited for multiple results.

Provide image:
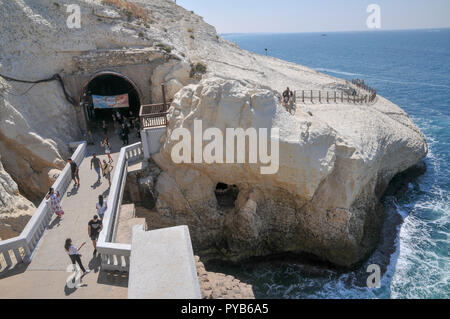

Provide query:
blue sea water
left=222, top=29, right=450, bottom=299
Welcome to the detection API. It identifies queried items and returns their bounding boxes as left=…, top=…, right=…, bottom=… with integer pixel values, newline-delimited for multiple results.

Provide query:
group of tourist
left=281, top=87, right=296, bottom=113
left=45, top=142, right=115, bottom=276
left=64, top=208, right=103, bottom=275
left=106, top=110, right=140, bottom=145
left=282, top=87, right=294, bottom=106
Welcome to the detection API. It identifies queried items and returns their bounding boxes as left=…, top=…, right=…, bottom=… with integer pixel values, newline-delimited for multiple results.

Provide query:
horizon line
left=219, top=26, right=450, bottom=36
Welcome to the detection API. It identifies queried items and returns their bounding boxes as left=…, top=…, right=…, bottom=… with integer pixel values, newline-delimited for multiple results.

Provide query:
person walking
left=120, top=123, right=129, bottom=145
left=90, top=153, right=102, bottom=183
left=68, top=158, right=80, bottom=187
left=65, top=238, right=89, bottom=274
left=100, top=138, right=113, bottom=163
left=282, top=87, right=293, bottom=106
left=46, top=187, right=64, bottom=217
left=96, top=195, right=107, bottom=220
left=102, top=120, right=108, bottom=138
left=88, top=215, right=103, bottom=256
left=115, top=110, right=122, bottom=124
left=102, top=159, right=113, bottom=187
left=135, top=118, right=141, bottom=138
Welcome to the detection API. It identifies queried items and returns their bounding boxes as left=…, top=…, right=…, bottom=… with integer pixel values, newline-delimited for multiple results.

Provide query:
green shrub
left=190, top=62, right=207, bottom=77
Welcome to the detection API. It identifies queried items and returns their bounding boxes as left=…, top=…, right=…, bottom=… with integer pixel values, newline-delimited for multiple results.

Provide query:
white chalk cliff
left=0, top=0, right=427, bottom=265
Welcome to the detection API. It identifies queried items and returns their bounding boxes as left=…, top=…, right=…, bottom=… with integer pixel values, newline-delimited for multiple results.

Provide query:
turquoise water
left=222, top=29, right=450, bottom=299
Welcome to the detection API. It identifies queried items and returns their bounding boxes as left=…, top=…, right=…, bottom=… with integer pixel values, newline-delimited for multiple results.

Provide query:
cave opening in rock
left=215, top=183, right=239, bottom=208
left=80, top=72, right=141, bottom=130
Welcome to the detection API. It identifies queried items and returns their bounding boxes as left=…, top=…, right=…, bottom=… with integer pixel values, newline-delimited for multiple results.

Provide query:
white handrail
left=97, top=142, right=143, bottom=272
left=0, top=142, right=87, bottom=270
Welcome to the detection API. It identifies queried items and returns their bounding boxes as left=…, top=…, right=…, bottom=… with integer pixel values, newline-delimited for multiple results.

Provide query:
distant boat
left=321, top=34, right=327, bottom=37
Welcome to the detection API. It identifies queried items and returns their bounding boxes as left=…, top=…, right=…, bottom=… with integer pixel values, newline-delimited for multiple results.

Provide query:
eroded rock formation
left=148, top=77, right=427, bottom=267
left=0, top=0, right=427, bottom=266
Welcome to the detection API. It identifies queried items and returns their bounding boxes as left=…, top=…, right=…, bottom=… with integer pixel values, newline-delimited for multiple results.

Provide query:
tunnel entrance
left=80, top=72, right=142, bottom=130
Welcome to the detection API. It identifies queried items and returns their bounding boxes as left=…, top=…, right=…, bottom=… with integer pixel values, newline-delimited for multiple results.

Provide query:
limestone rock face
left=0, top=157, right=35, bottom=240
left=152, top=77, right=428, bottom=266
left=0, top=79, right=70, bottom=200
left=1, top=0, right=428, bottom=266
left=151, top=61, right=192, bottom=102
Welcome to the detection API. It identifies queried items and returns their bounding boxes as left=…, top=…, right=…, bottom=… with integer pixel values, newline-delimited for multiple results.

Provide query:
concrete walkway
left=0, top=129, right=139, bottom=298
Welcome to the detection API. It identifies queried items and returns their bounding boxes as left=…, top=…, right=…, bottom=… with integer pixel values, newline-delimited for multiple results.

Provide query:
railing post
left=310, top=90, right=313, bottom=103
left=302, top=90, right=304, bottom=103
left=13, top=248, right=22, bottom=264
left=3, top=251, right=12, bottom=268
left=319, top=91, right=321, bottom=103
left=161, top=83, right=167, bottom=110
left=341, top=92, right=344, bottom=103
left=327, top=91, right=329, bottom=103
left=334, top=91, right=337, bottom=103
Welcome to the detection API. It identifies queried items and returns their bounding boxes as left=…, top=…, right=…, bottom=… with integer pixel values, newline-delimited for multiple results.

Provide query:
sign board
left=92, top=94, right=129, bottom=109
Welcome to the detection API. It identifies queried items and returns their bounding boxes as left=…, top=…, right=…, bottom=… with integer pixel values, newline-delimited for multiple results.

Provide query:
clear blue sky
left=177, top=0, right=450, bottom=33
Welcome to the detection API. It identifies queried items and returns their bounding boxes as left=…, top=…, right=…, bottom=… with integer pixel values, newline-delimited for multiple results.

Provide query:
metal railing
left=96, top=142, right=144, bottom=272
left=351, top=79, right=377, bottom=102
left=293, top=89, right=373, bottom=104
left=0, top=142, right=87, bottom=271
left=139, top=103, right=169, bottom=129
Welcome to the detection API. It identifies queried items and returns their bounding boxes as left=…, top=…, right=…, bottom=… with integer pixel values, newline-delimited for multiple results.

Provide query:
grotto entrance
left=79, top=72, right=142, bottom=132
left=215, top=183, right=239, bottom=208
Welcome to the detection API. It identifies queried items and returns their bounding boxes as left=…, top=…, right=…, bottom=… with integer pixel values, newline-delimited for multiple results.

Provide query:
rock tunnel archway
left=79, top=71, right=143, bottom=128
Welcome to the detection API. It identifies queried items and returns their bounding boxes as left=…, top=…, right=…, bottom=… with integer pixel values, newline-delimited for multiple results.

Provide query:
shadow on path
left=88, top=254, right=102, bottom=274
left=0, top=262, right=29, bottom=280
left=66, top=185, right=79, bottom=197
left=47, top=215, right=62, bottom=230
left=97, top=270, right=129, bottom=288
left=90, top=179, right=102, bottom=190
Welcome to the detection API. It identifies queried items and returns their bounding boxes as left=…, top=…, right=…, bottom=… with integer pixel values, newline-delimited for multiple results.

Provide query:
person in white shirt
left=64, top=238, right=89, bottom=274
left=96, top=195, right=107, bottom=220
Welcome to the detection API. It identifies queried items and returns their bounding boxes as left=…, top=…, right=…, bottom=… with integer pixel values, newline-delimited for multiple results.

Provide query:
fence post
left=302, top=90, right=304, bottom=103
left=161, top=83, right=167, bottom=110
left=327, top=91, right=329, bottom=103
left=311, top=90, right=313, bottom=103
left=319, top=91, right=321, bottom=103
left=341, top=92, right=343, bottom=103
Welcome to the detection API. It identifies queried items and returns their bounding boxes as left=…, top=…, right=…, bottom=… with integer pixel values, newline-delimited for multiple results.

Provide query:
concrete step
left=128, top=225, right=201, bottom=299
left=115, top=204, right=146, bottom=244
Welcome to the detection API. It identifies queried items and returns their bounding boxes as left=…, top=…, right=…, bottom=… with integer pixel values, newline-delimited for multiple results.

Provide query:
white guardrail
left=0, top=142, right=87, bottom=271
left=97, top=142, right=144, bottom=272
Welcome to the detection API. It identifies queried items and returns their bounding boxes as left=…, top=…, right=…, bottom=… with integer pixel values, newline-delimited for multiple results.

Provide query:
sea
left=219, top=29, right=450, bottom=299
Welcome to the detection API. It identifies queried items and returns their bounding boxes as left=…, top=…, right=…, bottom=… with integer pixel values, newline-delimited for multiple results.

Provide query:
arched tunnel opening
left=80, top=73, right=141, bottom=132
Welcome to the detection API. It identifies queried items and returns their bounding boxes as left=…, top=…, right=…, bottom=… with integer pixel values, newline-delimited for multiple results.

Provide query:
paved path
left=0, top=130, right=139, bottom=298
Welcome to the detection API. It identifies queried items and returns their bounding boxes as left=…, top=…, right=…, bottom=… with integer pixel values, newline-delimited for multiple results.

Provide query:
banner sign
left=92, top=94, right=129, bottom=109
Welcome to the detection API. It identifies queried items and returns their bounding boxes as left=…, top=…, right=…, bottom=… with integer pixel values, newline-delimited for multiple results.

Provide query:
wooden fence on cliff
left=293, top=79, right=377, bottom=105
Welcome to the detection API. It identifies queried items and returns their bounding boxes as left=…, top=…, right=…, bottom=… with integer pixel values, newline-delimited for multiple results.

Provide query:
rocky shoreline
left=195, top=256, right=254, bottom=299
